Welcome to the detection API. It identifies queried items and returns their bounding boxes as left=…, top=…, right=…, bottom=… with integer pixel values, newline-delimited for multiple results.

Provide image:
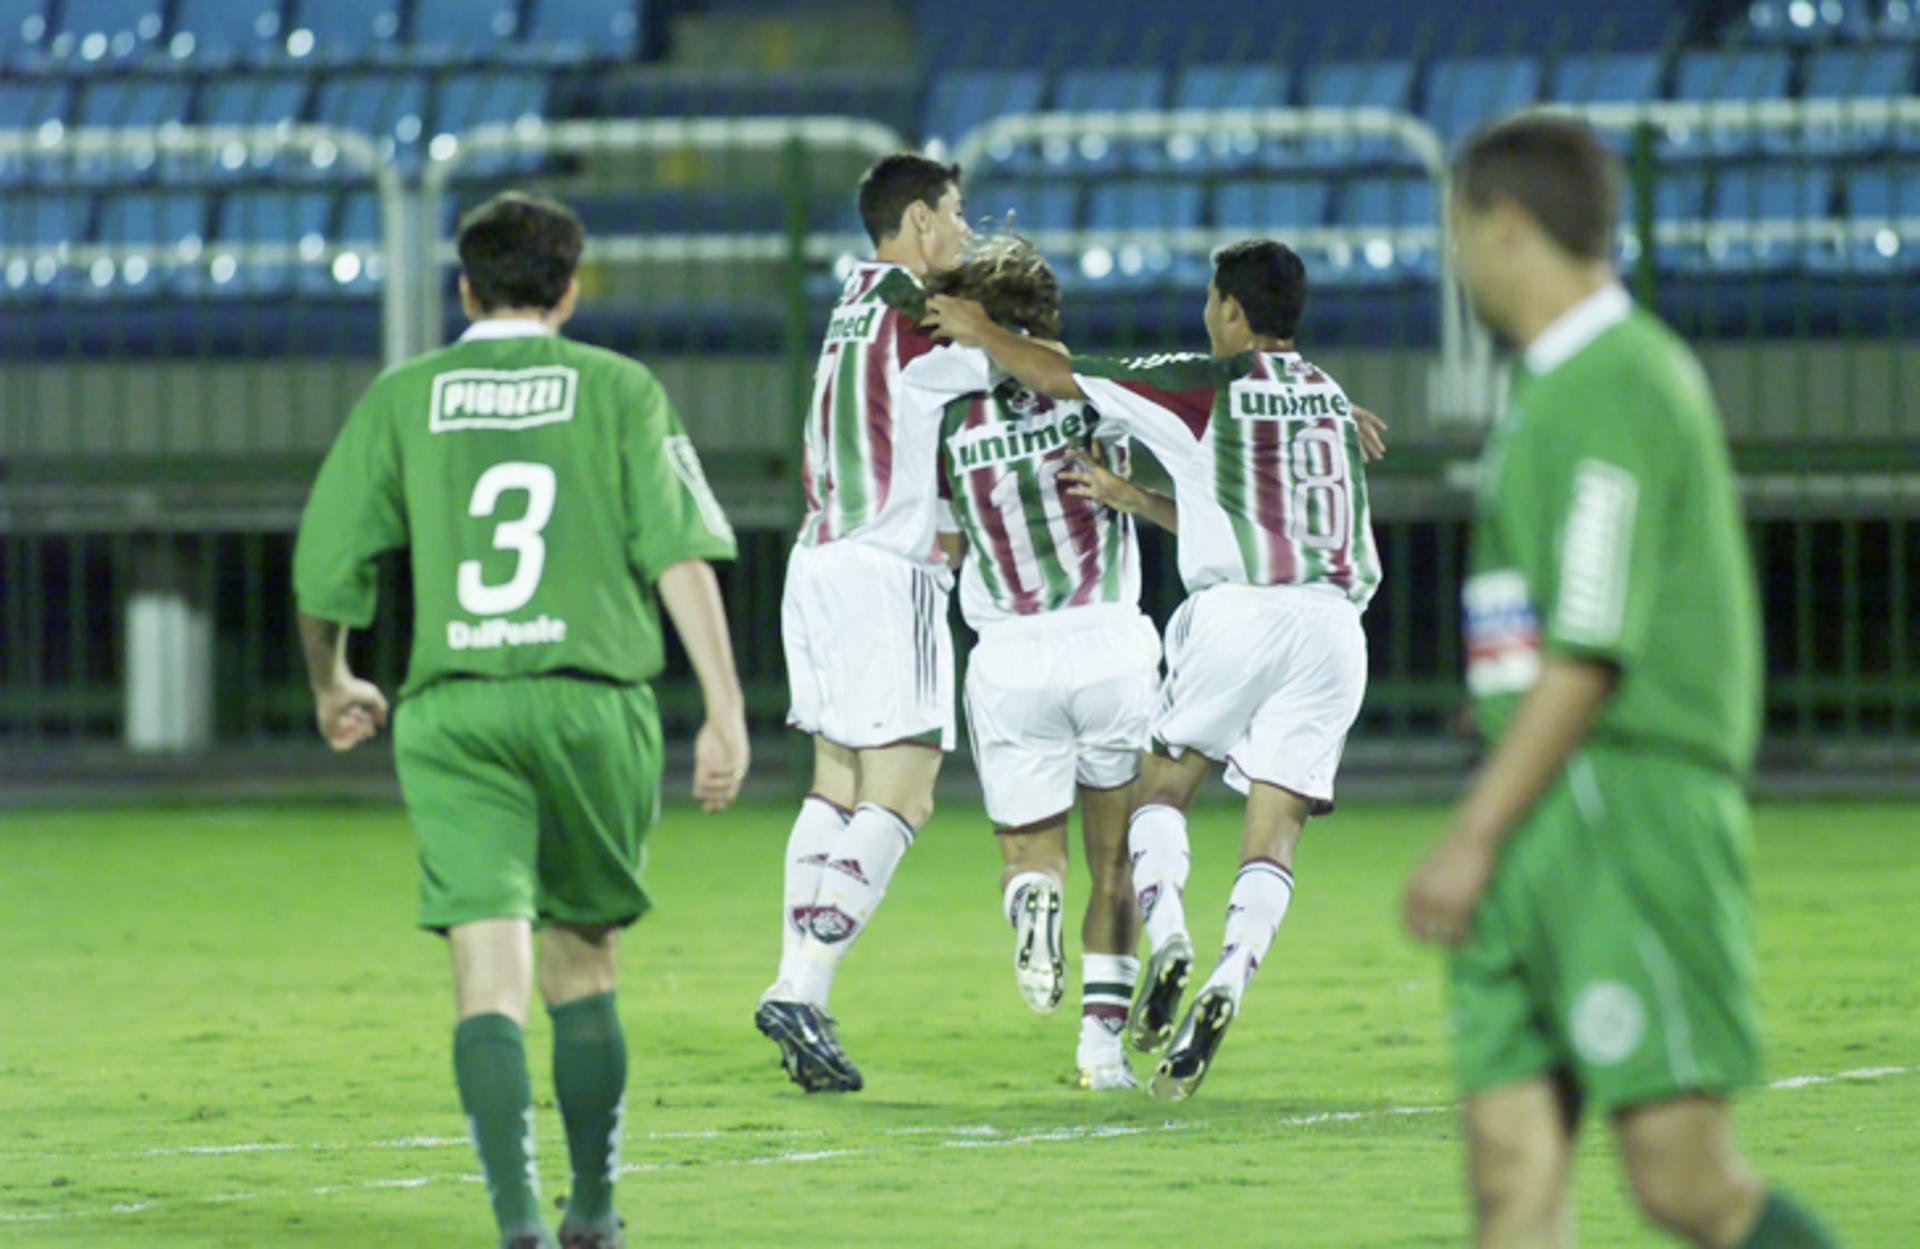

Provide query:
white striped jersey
left=932, top=375, right=1140, bottom=630
left=1073, top=349, right=1380, bottom=608
left=795, top=260, right=968, bottom=570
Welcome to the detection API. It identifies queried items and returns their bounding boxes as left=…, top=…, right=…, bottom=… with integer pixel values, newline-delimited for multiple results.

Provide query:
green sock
left=1740, top=1190, right=1841, bottom=1248
left=453, top=1013, right=545, bottom=1240
left=550, top=991, right=628, bottom=1232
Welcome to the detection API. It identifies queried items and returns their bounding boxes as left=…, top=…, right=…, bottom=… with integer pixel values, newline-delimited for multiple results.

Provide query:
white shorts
left=1156, top=583, right=1367, bottom=812
left=782, top=540, right=956, bottom=752
left=964, top=605, right=1161, bottom=829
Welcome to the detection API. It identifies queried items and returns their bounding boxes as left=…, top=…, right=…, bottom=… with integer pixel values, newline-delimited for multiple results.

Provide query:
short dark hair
left=1455, top=116, right=1618, bottom=261
left=858, top=153, right=961, bottom=245
left=1212, top=240, right=1307, bottom=340
left=925, top=233, right=1061, bottom=340
left=456, top=191, right=584, bottom=313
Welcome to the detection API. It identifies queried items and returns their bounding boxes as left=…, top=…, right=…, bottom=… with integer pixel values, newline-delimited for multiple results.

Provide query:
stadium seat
left=963, top=181, right=1079, bottom=235
left=921, top=69, right=1046, bottom=165
left=311, top=72, right=429, bottom=173
left=1329, top=177, right=1439, bottom=284
left=0, top=0, right=51, bottom=68
left=0, top=79, right=72, bottom=184
left=1292, top=60, right=1416, bottom=171
left=431, top=72, right=550, bottom=177
left=1879, top=0, right=1920, bottom=40
left=281, top=0, right=402, bottom=65
left=1638, top=169, right=1712, bottom=274
left=1810, top=166, right=1920, bottom=276
left=409, top=0, right=520, bottom=64
left=46, top=0, right=165, bottom=69
left=182, top=75, right=310, bottom=181
left=315, top=189, right=385, bottom=296
left=0, top=193, right=91, bottom=300
left=1423, top=56, right=1543, bottom=149
left=1742, top=0, right=1874, bottom=43
left=1776, top=47, right=1919, bottom=157
left=1078, top=179, right=1203, bottom=288
left=161, top=0, right=285, bottom=65
left=1660, top=50, right=1794, bottom=160
left=510, top=0, right=641, bottom=64
left=1139, top=63, right=1290, bottom=172
left=1693, top=167, right=1836, bottom=273
left=69, top=78, right=193, bottom=184
left=1547, top=52, right=1663, bottom=152
left=1213, top=179, right=1330, bottom=231
left=91, top=190, right=211, bottom=297
left=206, top=190, right=335, bottom=295
left=1042, top=68, right=1166, bottom=171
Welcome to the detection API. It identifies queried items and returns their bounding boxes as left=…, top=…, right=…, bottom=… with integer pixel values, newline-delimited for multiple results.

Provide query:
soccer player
left=926, top=240, right=1382, bottom=1100
left=1402, top=116, right=1841, bottom=1249
left=917, top=234, right=1158, bottom=1090
left=756, top=154, right=975, bottom=1092
left=293, top=192, right=747, bottom=1249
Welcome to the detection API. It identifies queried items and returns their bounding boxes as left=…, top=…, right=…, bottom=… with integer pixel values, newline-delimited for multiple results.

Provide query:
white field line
left=1, top=1062, right=1911, bottom=1227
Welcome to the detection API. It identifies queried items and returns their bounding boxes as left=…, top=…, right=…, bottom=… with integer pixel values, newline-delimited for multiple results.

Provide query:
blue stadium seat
left=0, top=80, right=72, bottom=184
left=161, top=0, right=286, bottom=66
left=91, top=191, right=211, bottom=298
left=1810, top=167, right=1920, bottom=276
left=1880, top=0, right=1920, bottom=41
left=46, top=0, right=165, bottom=69
left=409, top=0, right=520, bottom=64
left=1661, top=50, right=1794, bottom=160
left=1078, top=179, right=1203, bottom=289
left=1547, top=52, right=1663, bottom=152
left=0, top=193, right=90, bottom=300
left=1137, top=64, right=1290, bottom=172
left=922, top=69, right=1046, bottom=164
left=1694, top=167, right=1835, bottom=273
left=1424, top=56, right=1543, bottom=149
left=1213, top=180, right=1330, bottom=231
left=1636, top=169, right=1711, bottom=274
left=1043, top=68, right=1165, bottom=171
left=282, top=0, right=402, bottom=64
left=1329, top=177, right=1438, bottom=284
left=1742, top=0, right=1874, bottom=43
left=963, top=181, right=1078, bottom=235
left=1776, top=48, right=1918, bottom=157
left=1293, top=60, right=1416, bottom=171
left=0, top=0, right=51, bottom=68
left=432, top=72, right=551, bottom=177
left=510, top=0, right=641, bottom=64
left=316, top=190, right=385, bottom=296
left=184, top=75, right=310, bottom=181
left=70, top=78, right=193, bottom=184
left=311, top=73, right=428, bottom=172
left=206, top=190, right=335, bottom=295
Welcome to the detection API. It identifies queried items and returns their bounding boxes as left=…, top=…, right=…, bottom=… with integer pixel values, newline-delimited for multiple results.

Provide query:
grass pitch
left=2, top=796, right=1915, bottom=1247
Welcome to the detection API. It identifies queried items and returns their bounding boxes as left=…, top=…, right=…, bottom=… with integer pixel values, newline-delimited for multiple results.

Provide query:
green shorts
left=393, top=674, right=662, bottom=932
left=1448, top=743, right=1760, bottom=1113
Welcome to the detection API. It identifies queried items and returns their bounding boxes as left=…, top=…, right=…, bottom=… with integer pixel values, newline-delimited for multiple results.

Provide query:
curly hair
left=925, top=232, right=1062, bottom=340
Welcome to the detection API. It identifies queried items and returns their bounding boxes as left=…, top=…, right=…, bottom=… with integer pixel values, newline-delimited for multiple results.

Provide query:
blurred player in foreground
left=916, top=233, right=1157, bottom=1089
left=1403, top=116, right=1840, bottom=1249
left=926, top=240, right=1384, bottom=1100
left=293, top=192, right=747, bottom=1249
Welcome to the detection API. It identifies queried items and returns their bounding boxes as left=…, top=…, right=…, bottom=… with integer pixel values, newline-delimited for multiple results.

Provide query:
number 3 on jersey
left=458, top=461, right=556, bottom=616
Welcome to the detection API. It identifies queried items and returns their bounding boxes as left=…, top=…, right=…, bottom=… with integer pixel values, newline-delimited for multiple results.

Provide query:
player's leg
left=998, top=816, right=1071, bottom=1012
left=1125, top=747, right=1213, bottom=1051
left=397, top=679, right=552, bottom=1247
left=1076, top=778, right=1140, bottom=1088
left=1466, top=1075, right=1581, bottom=1249
left=537, top=923, right=625, bottom=1248
left=764, top=736, right=857, bottom=1002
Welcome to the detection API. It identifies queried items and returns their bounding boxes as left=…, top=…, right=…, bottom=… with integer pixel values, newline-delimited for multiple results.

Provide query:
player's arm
left=921, top=295, right=1084, bottom=401
left=1403, top=658, right=1615, bottom=944
left=656, top=560, right=749, bottom=814
left=1060, top=448, right=1177, bottom=532
left=295, top=612, right=390, bottom=752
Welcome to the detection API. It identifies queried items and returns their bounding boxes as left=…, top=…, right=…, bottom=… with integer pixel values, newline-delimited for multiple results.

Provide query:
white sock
left=1002, top=870, right=1057, bottom=927
left=771, top=796, right=850, bottom=996
left=788, top=802, right=915, bottom=1008
left=1128, top=804, right=1190, bottom=952
left=1202, top=858, right=1294, bottom=1005
left=1078, top=952, right=1138, bottom=1067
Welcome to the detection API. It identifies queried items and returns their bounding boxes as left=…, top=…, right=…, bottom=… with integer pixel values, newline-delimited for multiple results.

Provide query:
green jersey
left=1464, top=288, right=1760, bottom=774
left=294, top=320, right=737, bottom=700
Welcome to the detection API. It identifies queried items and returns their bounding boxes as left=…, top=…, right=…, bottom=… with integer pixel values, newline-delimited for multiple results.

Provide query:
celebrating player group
left=292, top=115, right=1839, bottom=1249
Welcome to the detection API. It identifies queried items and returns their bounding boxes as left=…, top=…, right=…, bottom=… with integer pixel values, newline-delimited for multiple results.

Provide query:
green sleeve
left=1507, top=389, right=1672, bottom=669
left=292, top=392, right=406, bottom=628
left=873, top=267, right=927, bottom=319
left=622, top=366, right=738, bottom=581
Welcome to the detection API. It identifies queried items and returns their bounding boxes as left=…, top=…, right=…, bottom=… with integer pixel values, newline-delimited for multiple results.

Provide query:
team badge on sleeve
left=1463, top=569, right=1542, bottom=696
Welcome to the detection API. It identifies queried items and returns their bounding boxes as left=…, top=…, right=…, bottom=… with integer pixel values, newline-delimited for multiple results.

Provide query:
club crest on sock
left=807, top=905, right=857, bottom=943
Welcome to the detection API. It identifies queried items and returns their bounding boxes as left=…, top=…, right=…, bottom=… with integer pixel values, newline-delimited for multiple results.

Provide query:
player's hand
left=1353, top=405, right=1389, bottom=463
left=922, top=295, right=992, bottom=347
left=313, top=675, right=389, bottom=753
left=1060, top=448, right=1145, bottom=514
left=692, top=710, right=749, bottom=813
left=1402, top=833, right=1494, bottom=947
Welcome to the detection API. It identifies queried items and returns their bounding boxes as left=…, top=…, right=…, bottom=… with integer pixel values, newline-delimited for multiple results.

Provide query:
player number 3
left=457, top=460, right=557, bottom=616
